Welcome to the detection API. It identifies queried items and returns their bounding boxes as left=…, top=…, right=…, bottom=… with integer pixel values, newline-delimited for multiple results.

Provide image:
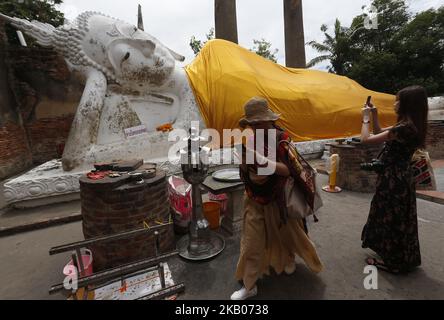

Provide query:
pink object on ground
left=63, top=249, right=93, bottom=277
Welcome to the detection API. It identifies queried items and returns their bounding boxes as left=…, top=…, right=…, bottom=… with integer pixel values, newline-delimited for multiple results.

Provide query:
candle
left=329, top=154, right=339, bottom=190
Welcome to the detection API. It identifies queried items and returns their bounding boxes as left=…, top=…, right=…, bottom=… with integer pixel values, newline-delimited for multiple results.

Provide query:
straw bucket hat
left=239, top=97, right=280, bottom=127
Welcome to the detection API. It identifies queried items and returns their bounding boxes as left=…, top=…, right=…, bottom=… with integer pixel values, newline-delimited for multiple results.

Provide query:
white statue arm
left=62, top=68, right=107, bottom=171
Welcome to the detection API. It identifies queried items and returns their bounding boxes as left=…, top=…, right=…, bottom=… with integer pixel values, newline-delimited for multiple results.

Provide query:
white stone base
left=2, top=139, right=334, bottom=209
left=3, top=160, right=86, bottom=208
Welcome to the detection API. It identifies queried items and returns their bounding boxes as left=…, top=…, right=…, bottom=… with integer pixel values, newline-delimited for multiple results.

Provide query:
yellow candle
left=329, top=154, right=339, bottom=189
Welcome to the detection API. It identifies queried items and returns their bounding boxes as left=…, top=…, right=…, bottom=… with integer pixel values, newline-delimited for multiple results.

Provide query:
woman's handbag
left=411, top=149, right=437, bottom=191
left=284, top=175, right=313, bottom=219
left=279, top=140, right=323, bottom=220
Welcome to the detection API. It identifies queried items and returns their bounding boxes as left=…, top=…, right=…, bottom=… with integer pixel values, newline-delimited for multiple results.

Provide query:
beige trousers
left=235, top=195, right=323, bottom=290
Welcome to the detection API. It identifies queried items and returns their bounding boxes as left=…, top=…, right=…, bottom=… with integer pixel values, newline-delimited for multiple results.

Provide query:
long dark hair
left=396, top=85, right=429, bottom=148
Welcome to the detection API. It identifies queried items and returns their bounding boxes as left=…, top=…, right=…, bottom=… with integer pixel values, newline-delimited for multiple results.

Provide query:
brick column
left=80, top=170, right=174, bottom=271
left=329, top=142, right=383, bottom=193
left=214, top=0, right=238, bottom=44
left=284, top=0, right=306, bottom=68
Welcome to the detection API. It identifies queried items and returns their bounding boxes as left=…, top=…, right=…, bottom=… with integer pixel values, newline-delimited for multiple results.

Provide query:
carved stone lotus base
left=2, top=140, right=334, bottom=209
left=3, top=160, right=85, bottom=208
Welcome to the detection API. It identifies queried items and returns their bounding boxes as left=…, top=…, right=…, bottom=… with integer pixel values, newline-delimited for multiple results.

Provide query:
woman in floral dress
left=360, top=86, right=429, bottom=273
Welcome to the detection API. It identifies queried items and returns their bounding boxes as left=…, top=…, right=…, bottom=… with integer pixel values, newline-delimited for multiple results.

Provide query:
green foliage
left=0, top=0, right=65, bottom=46
left=190, top=29, right=279, bottom=63
left=350, top=0, right=409, bottom=53
left=308, top=0, right=444, bottom=96
left=250, top=38, right=278, bottom=63
left=307, top=19, right=352, bottom=74
left=189, top=28, right=214, bottom=56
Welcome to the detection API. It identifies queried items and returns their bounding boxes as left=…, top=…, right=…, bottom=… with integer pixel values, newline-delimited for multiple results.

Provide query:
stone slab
left=0, top=199, right=81, bottom=236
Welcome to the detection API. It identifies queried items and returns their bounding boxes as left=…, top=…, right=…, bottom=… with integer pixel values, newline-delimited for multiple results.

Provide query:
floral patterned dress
left=361, top=121, right=422, bottom=272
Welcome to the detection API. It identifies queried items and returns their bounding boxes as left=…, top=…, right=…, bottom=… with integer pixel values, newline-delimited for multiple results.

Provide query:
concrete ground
left=0, top=200, right=81, bottom=236
left=0, top=174, right=442, bottom=300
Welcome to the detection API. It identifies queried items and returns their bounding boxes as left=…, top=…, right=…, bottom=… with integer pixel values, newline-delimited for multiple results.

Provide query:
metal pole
left=71, top=252, right=79, bottom=300
left=49, top=251, right=179, bottom=295
left=49, top=223, right=172, bottom=255
left=75, top=248, right=85, bottom=277
left=158, top=263, right=166, bottom=289
left=138, top=283, right=185, bottom=300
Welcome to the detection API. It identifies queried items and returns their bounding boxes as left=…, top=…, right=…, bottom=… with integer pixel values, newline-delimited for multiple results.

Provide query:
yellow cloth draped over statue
left=185, top=39, right=397, bottom=142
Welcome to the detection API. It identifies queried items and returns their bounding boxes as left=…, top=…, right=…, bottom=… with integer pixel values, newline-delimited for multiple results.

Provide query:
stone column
left=214, top=0, right=238, bottom=44
left=283, top=0, right=306, bottom=68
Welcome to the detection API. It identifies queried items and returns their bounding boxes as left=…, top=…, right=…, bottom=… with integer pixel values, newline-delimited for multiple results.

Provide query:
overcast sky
left=58, top=0, right=444, bottom=70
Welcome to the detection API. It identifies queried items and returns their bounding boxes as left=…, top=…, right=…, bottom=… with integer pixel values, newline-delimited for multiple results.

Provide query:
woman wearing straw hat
left=231, top=97, right=323, bottom=300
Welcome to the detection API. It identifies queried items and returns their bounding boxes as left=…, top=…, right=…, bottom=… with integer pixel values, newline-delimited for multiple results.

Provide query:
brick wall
left=0, top=45, right=80, bottom=177
left=25, top=115, right=74, bottom=164
left=426, top=121, right=444, bottom=160
left=0, top=122, right=33, bottom=180
left=80, top=171, right=174, bottom=271
left=330, top=143, right=383, bottom=193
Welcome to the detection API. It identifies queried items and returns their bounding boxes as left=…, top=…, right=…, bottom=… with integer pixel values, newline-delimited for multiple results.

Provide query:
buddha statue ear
left=107, top=38, right=156, bottom=73
left=167, top=48, right=185, bottom=62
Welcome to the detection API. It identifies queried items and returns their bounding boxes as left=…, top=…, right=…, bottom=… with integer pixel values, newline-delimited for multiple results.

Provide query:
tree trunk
left=214, top=0, right=238, bottom=44
left=284, top=0, right=306, bottom=68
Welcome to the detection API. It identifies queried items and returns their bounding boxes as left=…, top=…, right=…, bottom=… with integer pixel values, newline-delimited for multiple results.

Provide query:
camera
left=360, top=159, right=385, bottom=173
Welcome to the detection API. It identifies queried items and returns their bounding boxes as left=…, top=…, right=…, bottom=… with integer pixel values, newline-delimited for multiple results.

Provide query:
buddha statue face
left=65, top=13, right=184, bottom=88
left=106, top=22, right=176, bottom=87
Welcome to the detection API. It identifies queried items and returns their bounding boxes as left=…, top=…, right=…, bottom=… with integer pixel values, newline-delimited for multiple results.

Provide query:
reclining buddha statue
left=0, top=10, right=407, bottom=172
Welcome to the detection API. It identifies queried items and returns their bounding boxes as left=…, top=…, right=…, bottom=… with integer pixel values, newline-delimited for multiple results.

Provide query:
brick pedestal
left=80, top=170, right=174, bottom=271
left=329, top=142, right=384, bottom=193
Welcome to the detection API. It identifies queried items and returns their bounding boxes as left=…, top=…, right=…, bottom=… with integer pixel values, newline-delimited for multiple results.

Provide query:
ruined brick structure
left=329, top=122, right=444, bottom=193
left=0, top=28, right=82, bottom=179
left=80, top=170, right=174, bottom=271
left=329, top=142, right=383, bottom=193
left=0, top=123, right=32, bottom=179
left=426, top=121, right=444, bottom=160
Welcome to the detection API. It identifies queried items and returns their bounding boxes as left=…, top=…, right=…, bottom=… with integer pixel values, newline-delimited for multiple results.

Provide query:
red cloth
left=87, top=171, right=111, bottom=180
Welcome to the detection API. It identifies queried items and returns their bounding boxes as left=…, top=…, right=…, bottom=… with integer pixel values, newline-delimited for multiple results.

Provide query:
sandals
left=365, top=257, right=400, bottom=274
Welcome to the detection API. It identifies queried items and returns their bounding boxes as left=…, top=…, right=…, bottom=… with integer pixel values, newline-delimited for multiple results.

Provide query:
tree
left=307, top=0, right=444, bottom=96
left=251, top=39, right=278, bottom=63
left=392, top=7, right=444, bottom=94
left=306, top=19, right=352, bottom=74
left=189, top=28, right=215, bottom=56
left=189, top=29, right=279, bottom=63
left=0, top=0, right=65, bottom=46
left=349, top=0, right=409, bottom=53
